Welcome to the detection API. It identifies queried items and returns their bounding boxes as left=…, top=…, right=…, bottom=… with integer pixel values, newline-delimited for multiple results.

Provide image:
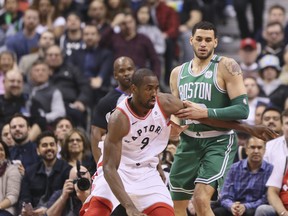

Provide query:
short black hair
left=36, top=131, right=57, bottom=147
left=131, top=68, right=157, bottom=87
left=261, top=106, right=282, bottom=121
left=9, top=113, right=30, bottom=127
left=192, top=21, right=217, bottom=38
left=53, top=116, right=75, bottom=131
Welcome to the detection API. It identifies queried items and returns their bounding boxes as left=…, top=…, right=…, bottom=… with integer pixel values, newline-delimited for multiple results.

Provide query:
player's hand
left=169, top=120, right=188, bottom=141
left=175, top=101, right=208, bottom=120
left=251, top=125, right=279, bottom=141
left=126, top=207, right=147, bottom=216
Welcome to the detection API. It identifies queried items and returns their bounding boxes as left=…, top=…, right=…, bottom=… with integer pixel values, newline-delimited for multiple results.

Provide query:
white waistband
left=183, top=130, right=234, bottom=138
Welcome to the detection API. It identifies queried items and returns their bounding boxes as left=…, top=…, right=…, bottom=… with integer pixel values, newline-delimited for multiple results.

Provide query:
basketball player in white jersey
left=80, top=68, right=277, bottom=216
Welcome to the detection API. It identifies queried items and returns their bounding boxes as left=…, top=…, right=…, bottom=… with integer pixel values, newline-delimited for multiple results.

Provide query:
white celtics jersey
left=116, top=97, right=171, bottom=169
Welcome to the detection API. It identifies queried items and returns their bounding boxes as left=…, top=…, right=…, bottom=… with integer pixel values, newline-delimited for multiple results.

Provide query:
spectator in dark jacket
left=45, top=45, right=91, bottom=128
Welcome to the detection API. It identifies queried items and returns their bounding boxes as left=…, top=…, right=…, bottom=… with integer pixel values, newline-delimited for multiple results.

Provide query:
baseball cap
left=240, top=38, right=257, bottom=50
left=258, top=54, right=281, bottom=71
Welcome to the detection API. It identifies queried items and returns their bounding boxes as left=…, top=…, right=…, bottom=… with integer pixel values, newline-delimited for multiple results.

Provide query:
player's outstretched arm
left=103, top=109, right=147, bottom=216
left=198, top=118, right=278, bottom=141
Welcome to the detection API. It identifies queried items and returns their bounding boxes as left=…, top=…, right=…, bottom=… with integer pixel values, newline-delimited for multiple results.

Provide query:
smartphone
left=23, top=202, right=34, bottom=214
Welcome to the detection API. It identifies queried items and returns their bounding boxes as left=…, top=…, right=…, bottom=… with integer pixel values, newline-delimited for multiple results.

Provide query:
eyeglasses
left=68, top=138, right=83, bottom=143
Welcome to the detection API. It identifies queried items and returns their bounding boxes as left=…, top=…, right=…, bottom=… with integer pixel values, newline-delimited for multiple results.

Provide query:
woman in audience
left=0, top=124, right=14, bottom=147
left=136, top=4, right=166, bottom=56
left=53, top=117, right=74, bottom=158
left=61, top=128, right=95, bottom=174
left=30, top=0, right=65, bottom=39
left=104, top=0, right=131, bottom=22
left=0, top=140, right=21, bottom=216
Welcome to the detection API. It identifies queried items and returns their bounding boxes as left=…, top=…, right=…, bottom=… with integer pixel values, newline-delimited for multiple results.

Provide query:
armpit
left=222, top=58, right=242, bottom=76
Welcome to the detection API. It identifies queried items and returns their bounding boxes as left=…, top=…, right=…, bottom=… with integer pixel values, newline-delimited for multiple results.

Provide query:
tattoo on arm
left=223, top=58, right=242, bottom=76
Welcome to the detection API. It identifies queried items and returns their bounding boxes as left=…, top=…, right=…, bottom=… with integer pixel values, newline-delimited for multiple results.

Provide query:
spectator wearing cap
left=257, top=54, right=288, bottom=111
left=238, top=37, right=259, bottom=78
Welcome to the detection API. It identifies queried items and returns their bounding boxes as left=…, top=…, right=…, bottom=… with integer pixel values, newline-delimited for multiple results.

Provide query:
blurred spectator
left=31, top=0, right=65, bottom=39
left=57, top=0, right=84, bottom=19
left=279, top=45, right=288, bottom=85
left=136, top=4, right=165, bottom=56
left=19, top=131, right=71, bottom=216
left=147, top=0, right=179, bottom=85
left=261, top=106, right=282, bottom=135
left=61, top=128, right=95, bottom=175
left=258, top=22, right=285, bottom=66
left=45, top=45, right=91, bottom=128
left=244, top=76, right=269, bottom=125
left=234, top=132, right=250, bottom=162
left=9, top=114, right=40, bottom=169
left=27, top=60, right=66, bottom=129
left=0, top=70, right=42, bottom=140
left=59, top=12, right=84, bottom=60
left=213, top=136, right=273, bottom=216
left=53, top=117, right=74, bottom=156
left=90, top=56, right=135, bottom=163
left=257, top=54, right=288, bottom=111
left=69, top=24, right=113, bottom=105
left=254, top=102, right=268, bottom=125
left=0, top=140, right=21, bottom=216
left=46, top=164, right=91, bottom=216
left=255, top=4, right=288, bottom=46
left=233, top=0, right=265, bottom=38
left=0, top=50, right=17, bottom=95
left=19, top=30, right=55, bottom=76
left=101, top=12, right=161, bottom=78
left=0, top=0, right=23, bottom=47
left=238, top=38, right=259, bottom=78
left=1, top=123, right=14, bottom=147
left=86, top=0, right=110, bottom=35
left=255, top=109, right=288, bottom=216
left=6, top=8, right=40, bottom=62
left=178, top=0, right=202, bottom=63
left=104, top=0, right=131, bottom=23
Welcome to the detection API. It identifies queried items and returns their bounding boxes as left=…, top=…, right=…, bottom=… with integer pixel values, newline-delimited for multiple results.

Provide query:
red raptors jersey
left=116, top=97, right=171, bottom=168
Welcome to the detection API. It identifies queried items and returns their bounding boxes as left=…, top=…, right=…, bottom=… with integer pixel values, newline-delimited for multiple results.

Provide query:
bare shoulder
left=170, top=65, right=182, bottom=97
left=220, top=56, right=242, bottom=76
left=107, top=108, right=130, bottom=136
left=171, top=65, right=182, bottom=77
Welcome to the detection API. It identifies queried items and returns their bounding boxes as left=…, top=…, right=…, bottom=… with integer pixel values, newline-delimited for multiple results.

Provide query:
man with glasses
left=258, top=21, right=285, bottom=66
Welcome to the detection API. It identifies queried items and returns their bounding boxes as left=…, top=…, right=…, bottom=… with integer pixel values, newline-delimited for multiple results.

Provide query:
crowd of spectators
left=0, top=0, right=287, bottom=215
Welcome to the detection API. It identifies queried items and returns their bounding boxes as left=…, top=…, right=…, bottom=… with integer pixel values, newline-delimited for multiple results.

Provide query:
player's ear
left=214, top=38, right=218, bottom=48
left=130, top=84, right=136, bottom=93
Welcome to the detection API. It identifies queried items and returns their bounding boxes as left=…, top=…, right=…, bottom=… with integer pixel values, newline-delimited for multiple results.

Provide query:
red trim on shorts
left=143, top=202, right=175, bottom=216
left=80, top=196, right=113, bottom=216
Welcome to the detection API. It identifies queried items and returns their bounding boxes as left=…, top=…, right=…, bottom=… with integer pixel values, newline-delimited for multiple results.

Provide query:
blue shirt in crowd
left=220, top=159, right=273, bottom=210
